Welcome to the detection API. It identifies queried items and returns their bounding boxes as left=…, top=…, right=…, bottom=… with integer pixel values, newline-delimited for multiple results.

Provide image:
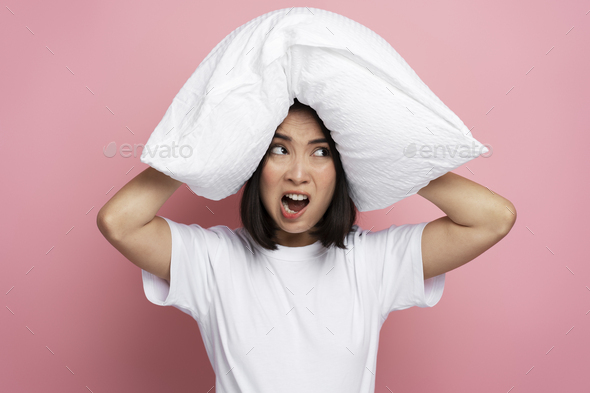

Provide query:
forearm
left=97, top=167, right=183, bottom=237
left=417, top=172, right=516, bottom=231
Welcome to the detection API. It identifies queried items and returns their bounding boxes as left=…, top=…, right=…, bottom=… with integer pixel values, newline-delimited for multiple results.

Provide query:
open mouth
left=281, top=194, right=310, bottom=216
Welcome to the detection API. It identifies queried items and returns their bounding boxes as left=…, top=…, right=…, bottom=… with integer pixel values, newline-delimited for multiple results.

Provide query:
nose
left=285, top=156, right=311, bottom=184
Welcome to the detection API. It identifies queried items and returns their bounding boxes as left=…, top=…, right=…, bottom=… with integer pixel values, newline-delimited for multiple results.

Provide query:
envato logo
left=102, top=141, right=193, bottom=158
left=403, top=142, right=493, bottom=159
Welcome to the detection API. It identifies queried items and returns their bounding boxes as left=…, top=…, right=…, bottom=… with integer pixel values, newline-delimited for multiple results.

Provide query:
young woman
left=97, top=99, right=516, bottom=392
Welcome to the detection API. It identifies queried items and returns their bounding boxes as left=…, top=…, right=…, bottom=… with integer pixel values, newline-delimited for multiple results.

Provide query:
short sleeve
left=363, top=221, right=445, bottom=319
left=141, top=216, right=221, bottom=323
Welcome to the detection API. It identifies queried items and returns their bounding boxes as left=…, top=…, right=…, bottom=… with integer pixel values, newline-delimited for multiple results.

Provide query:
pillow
left=139, top=7, right=489, bottom=212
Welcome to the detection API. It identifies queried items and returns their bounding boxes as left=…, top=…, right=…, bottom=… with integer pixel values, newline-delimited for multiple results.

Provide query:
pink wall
left=1, top=0, right=589, bottom=392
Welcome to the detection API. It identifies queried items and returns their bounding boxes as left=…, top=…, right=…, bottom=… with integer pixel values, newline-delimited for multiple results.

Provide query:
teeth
left=284, top=193, right=308, bottom=201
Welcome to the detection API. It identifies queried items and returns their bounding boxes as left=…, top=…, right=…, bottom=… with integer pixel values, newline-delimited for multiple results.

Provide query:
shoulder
left=163, top=219, right=244, bottom=255
left=348, top=222, right=428, bottom=249
left=208, top=225, right=259, bottom=256
left=347, top=224, right=376, bottom=241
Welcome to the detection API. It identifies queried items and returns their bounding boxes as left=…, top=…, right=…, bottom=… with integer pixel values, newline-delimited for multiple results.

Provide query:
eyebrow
left=273, top=132, right=328, bottom=145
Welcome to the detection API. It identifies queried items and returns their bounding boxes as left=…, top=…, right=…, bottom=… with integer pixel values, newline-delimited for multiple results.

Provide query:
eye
left=269, top=145, right=331, bottom=157
left=270, top=145, right=287, bottom=155
left=314, top=147, right=331, bottom=157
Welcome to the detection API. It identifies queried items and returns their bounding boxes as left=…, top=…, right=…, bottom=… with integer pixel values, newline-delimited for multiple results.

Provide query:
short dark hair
left=240, top=98, right=357, bottom=251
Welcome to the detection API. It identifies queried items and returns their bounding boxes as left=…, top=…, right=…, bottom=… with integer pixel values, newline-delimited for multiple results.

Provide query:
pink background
left=1, top=0, right=589, bottom=392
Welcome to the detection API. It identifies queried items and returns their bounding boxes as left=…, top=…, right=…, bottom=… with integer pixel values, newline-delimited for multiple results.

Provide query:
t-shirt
left=141, top=217, right=445, bottom=392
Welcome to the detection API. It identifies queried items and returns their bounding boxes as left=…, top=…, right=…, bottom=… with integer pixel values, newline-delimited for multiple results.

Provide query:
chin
left=277, top=216, right=313, bottom=231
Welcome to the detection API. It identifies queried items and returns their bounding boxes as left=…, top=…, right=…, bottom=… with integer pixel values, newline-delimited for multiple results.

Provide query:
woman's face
left=260, top=109, right=337, bottom=247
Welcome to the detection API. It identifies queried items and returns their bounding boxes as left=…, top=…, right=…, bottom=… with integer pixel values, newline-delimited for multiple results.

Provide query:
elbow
left=96, top=208, right=121, bottom=241
left=96, top=208, right=108, bottom=235
left=497, top=201, right=517, bottom=236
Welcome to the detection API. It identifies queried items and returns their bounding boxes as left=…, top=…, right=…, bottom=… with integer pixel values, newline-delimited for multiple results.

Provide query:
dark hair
left=240, top=98, right=357, bottom=251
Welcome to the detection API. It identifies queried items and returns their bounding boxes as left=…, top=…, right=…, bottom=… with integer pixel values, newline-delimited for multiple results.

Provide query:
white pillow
left=140, top=7, right=489, bottom=212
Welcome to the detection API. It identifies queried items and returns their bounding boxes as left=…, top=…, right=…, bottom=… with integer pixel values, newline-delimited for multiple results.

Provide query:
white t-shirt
left=142, top=217, right=445, bottom=392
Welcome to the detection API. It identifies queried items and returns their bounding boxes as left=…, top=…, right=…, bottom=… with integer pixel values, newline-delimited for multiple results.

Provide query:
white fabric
left=141, top=217, right=445, bottom=392
left=139, top=6, right=488, bottom=212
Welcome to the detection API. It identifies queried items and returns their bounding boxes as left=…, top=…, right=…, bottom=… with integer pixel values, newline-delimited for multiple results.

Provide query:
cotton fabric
left=142, top=217, right=445, bottom=392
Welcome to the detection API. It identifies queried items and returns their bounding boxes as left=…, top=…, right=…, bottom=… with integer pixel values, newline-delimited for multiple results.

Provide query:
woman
left=97, top=99, right=516, bottom=392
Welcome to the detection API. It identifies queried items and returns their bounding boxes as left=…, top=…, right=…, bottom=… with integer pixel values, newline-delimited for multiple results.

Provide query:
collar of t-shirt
left=255, top=239, right=329, bottom=261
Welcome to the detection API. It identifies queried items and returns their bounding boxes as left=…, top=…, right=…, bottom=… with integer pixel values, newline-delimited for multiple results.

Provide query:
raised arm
left=96, top=167, right=183, bottom=283
left=417, top=172, right=516, bottom=280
